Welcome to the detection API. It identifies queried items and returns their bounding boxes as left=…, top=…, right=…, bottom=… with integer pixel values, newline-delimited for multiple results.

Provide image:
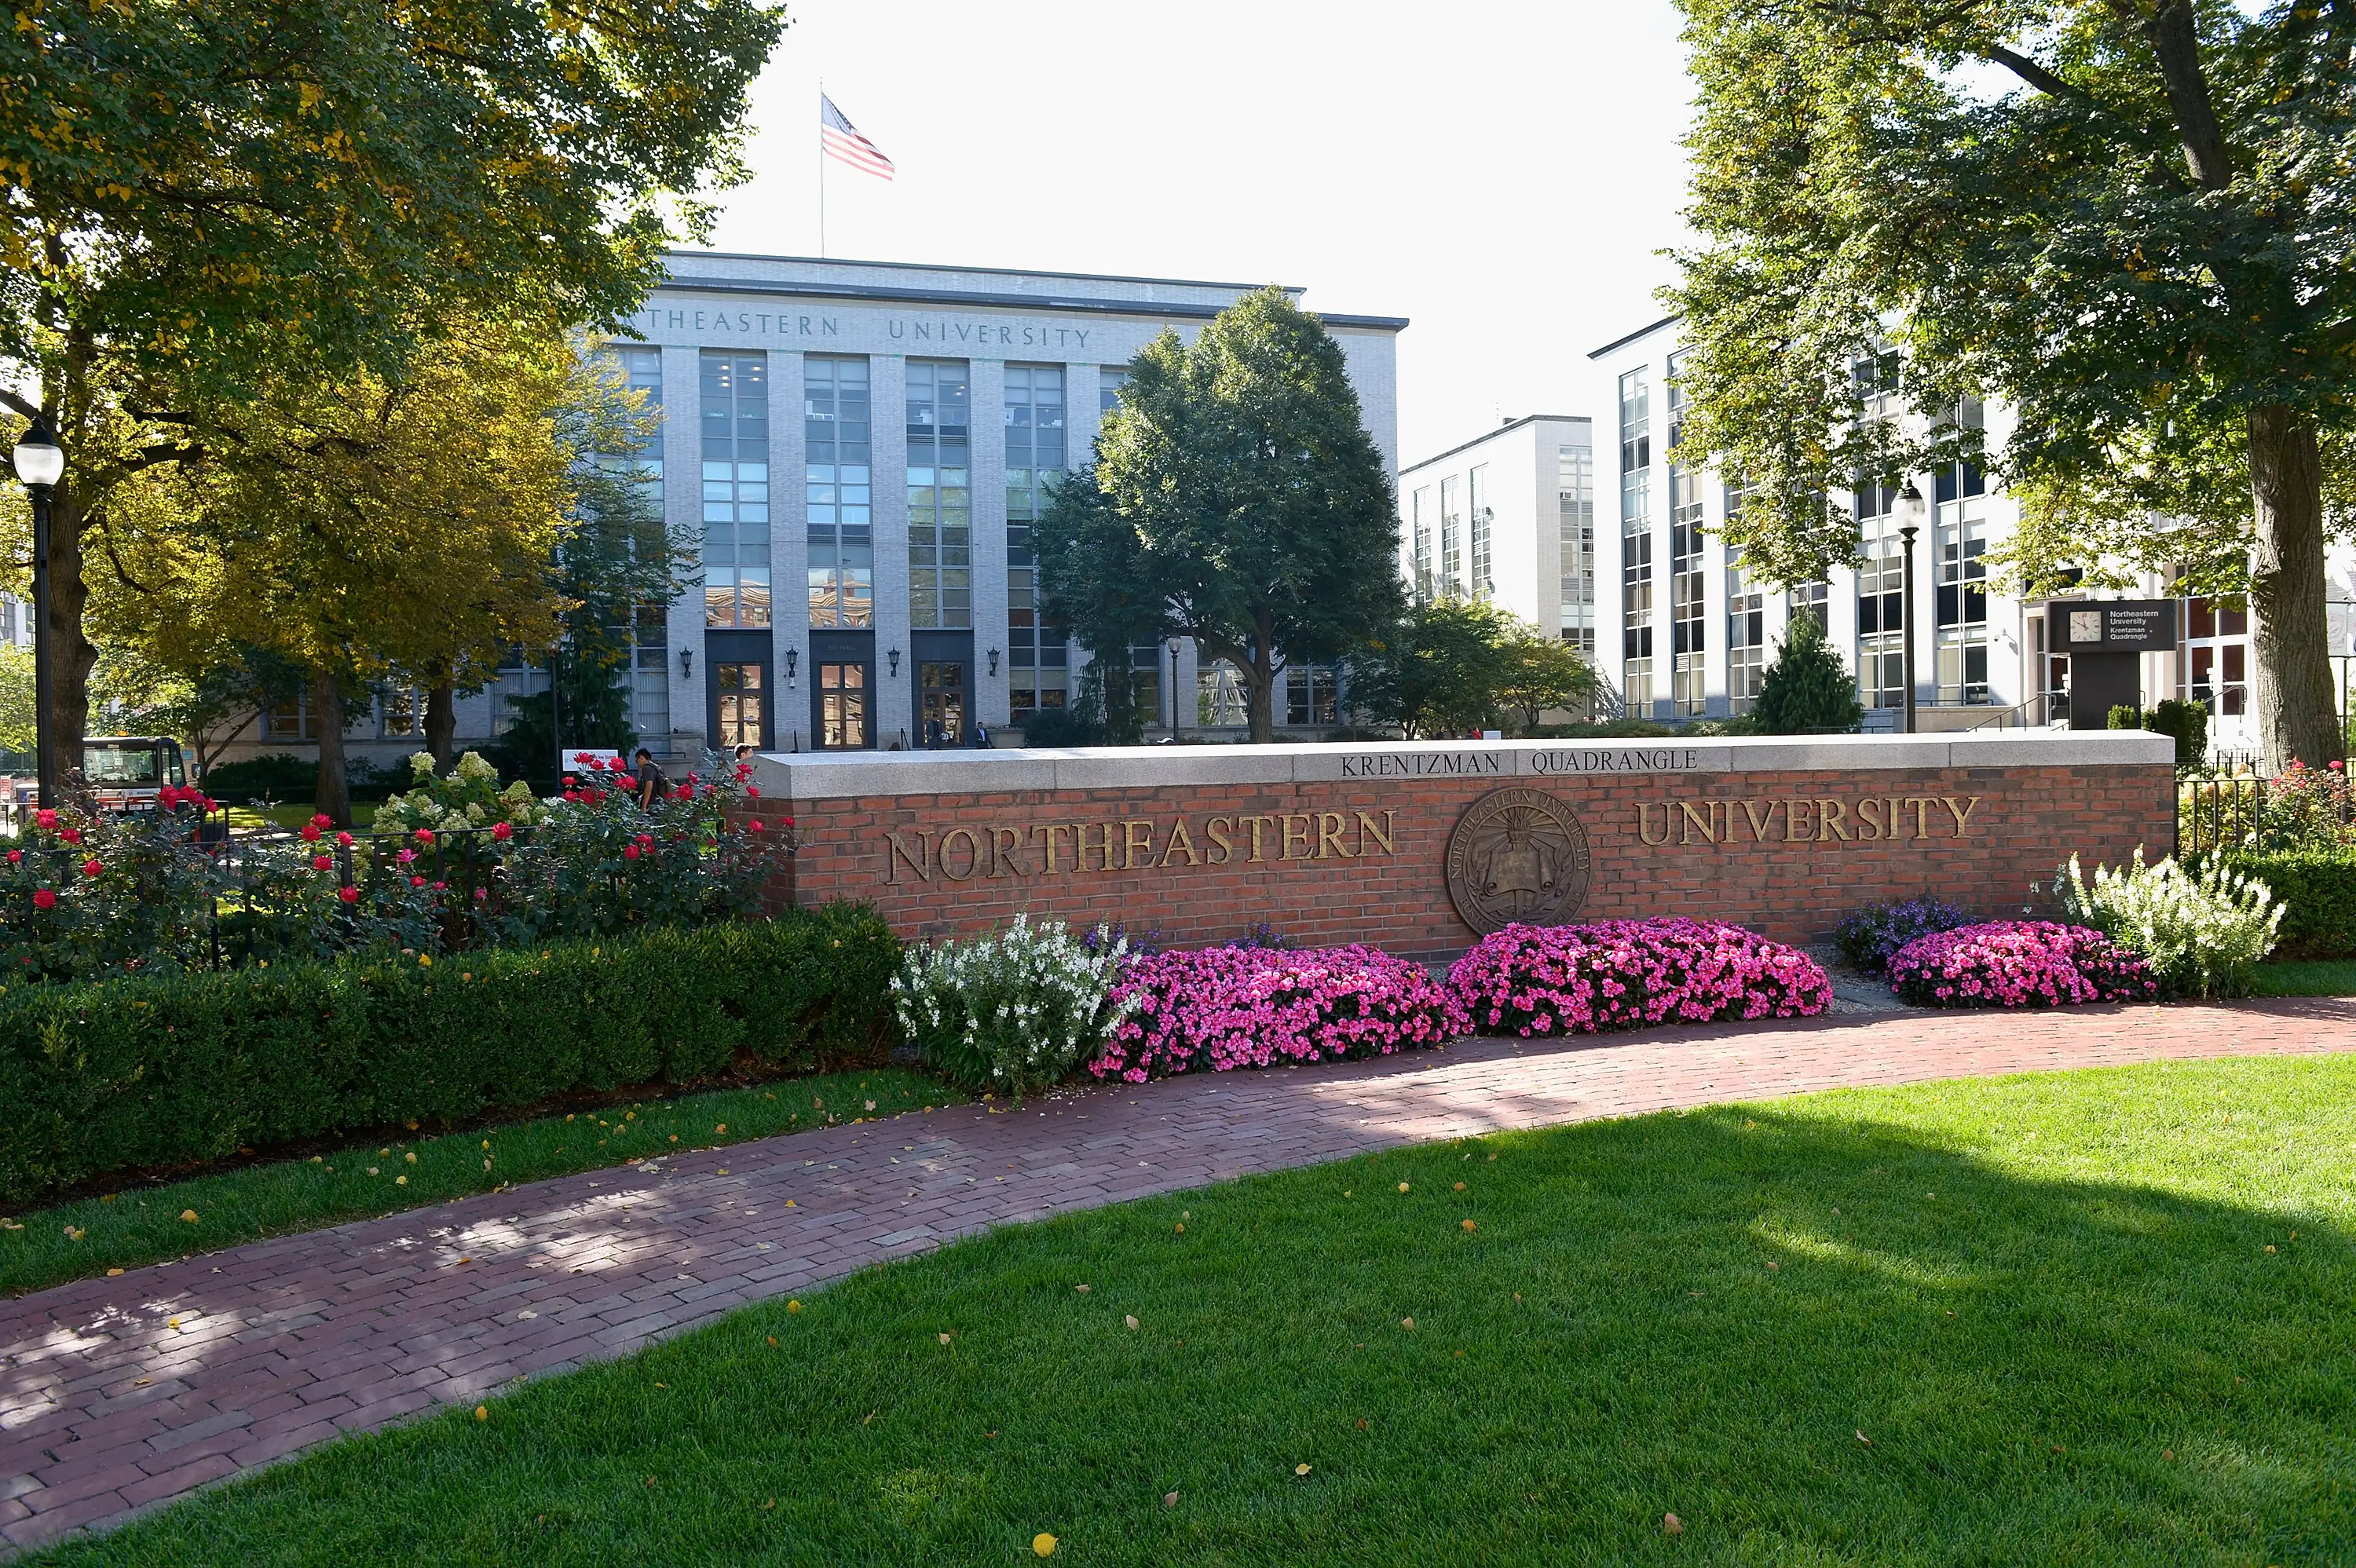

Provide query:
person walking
left=633, top=747, right=668, bottom=810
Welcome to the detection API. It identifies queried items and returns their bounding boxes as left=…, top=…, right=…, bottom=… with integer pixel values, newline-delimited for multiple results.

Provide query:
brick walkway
left=4, top=999, right=2352, bottom=1552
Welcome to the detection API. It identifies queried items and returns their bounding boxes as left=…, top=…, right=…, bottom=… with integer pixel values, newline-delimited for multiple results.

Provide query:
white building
left=228, top=253, right=1406, bottom=770
left=1395, top=415, right=1597, bottom=664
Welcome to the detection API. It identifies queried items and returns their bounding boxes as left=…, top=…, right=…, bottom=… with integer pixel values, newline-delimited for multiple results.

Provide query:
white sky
left=700, top=0, right=1698, bottom=464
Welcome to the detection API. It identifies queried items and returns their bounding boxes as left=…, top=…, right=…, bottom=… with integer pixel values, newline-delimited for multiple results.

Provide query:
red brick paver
left=4, top=1000, right=2351, bottom=1551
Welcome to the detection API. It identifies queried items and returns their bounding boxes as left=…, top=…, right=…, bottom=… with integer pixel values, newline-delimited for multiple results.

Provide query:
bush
left=196, top=753, right=319, bottom=802
left=1754, top=615, right=1864, bottom=735
left=2209, top=846, right=2356, bottom=960
left=1088, top=944, right=1465, bottom=1080
left=1448, top=919, right=1831, bottom=1036
left=373, top=750, right=547, bottom=834
left=1886, top=921, right=2157, bottom=1008
left=2146, top=698, right=2208, bottom=766
left=1013, top=704, right=1107, bottom=747
left=1831, top=896, right=1973, bottom=976
left=893, top=916, right=1136, bottom=1097
left=2054, top=849, right=2281, bottom=998
left=0, top=904, right=898, bottom=1205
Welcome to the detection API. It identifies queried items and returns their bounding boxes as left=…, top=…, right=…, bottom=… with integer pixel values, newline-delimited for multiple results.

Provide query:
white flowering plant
left=375, top=751, right=546, bottom=835
left=2054, top=848, right=2284, bottom=999
left=891, top=916, right=1140, bottom=1098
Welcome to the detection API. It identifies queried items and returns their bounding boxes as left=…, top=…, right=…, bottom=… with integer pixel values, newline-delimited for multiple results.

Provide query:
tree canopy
left=1355, top=598, right=1528, bottom=740
left=1036, top=288, right=1405, bottom=744
left=1669, top=0, right=2356, bottom=766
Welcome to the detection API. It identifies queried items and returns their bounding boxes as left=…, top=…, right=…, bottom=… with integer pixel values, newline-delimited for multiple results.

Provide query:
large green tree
left=1, top=0, right=779, bottom=777
left=1669, top=0, right=2356, bottom=768
left=1036, top=288, right=1406, bottom=744
left=1354, top=598, right=1527, bottom=740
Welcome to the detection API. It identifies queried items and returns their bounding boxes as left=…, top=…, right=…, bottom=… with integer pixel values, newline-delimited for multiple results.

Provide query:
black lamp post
left=1166, top=638, right=1182, bottom=740
left=1895, top=480, right=1927, bottom=736
left=9, top=419, right=64, bottom=807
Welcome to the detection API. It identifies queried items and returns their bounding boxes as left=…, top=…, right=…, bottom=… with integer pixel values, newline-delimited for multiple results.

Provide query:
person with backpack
left=634, top=747, right=668, bottom=810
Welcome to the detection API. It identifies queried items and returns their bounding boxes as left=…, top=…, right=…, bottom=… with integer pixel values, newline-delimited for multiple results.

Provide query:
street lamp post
left=1166, top=638, right=1182, bottom=741
left=1895, top=480, right=1927, bottom=737
left=9, top=419, right=64, bottom=808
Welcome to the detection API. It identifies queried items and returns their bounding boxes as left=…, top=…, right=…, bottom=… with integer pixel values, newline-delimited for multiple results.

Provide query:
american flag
left=820, top=94, right=894, bottom=181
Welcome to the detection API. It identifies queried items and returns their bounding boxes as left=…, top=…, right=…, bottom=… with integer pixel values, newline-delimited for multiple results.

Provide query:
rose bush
left=1086, top=941, right=1465, bottom=1081
left=1448, top=919, right=1831, bottom=1036
left=1886, top=921, right=2157, bottom=1007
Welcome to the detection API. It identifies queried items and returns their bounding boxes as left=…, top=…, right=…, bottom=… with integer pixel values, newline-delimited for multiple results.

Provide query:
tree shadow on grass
left=33, top=1057, right=2356, bottom=1567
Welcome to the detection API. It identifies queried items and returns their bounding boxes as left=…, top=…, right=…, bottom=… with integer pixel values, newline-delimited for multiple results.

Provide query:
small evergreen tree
left=1753, top=614, right=1864, bottom=735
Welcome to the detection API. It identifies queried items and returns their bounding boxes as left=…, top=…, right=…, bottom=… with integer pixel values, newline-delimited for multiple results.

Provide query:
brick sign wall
left=749, top=734, right=2176, bottom=956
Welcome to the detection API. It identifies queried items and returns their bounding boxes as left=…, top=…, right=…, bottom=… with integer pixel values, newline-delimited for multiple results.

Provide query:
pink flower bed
left=1448, top=919, right=1831, bottom=1036
left=1086, top=944, right=1469, bottom=1081
left=1886, top=921, right=2157, bottom=1007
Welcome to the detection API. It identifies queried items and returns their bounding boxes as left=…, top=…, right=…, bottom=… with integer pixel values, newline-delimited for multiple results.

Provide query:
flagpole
left=818, top=82, right=827, bottom=258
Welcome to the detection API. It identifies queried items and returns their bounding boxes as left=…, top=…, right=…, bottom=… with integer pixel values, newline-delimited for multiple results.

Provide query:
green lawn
left=2, top=1069, right=955, bottom=1296
left=34, top=1054, right=2353, bottom=1566
left=2249, top=960, right=2356, bottom=996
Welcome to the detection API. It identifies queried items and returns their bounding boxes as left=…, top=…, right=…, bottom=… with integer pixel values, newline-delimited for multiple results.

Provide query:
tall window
left=1198, top=659, right=1249, bottom=727
left=1285, top=665, right=1339, bottom=727
left=1006, top=364, right=1068, bottom=718
left=2184, top=594, right=2249, bottom=717
left=379, top=687, right=422, bottom=739
left=1411, top=486, right=1436, bottom=604
left=609, top=345, right=670, bottom=741
left=1789, top=579, right=1829, bottom=631
left=1619, top=367, right=1654, bottom=709
left=1130, top=643, right=1165, bottom=730
left=905, top=360, right=971, bottom=630
left=1439, top=475, right=1462, bottom=596
left=1725, top=544, right=1766, bottom=712
left=699, top=352, right=771, bottom=629
left=1557, top=442, right=1595, bottom=658
left=1934, top=462, right=1990, bottom=704
left=1099, top=366, right=1131, bottom=414
left=1669, top=465, right=1707, bottom=715
left=1468, top=463, right=1493, bottom=601
left=1855, top=481, right=1907, bottom=709
left=804, top=356, right=873, bottom=628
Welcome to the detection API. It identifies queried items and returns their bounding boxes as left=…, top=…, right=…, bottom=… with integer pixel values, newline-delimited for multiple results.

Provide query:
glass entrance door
left=818, top=661, right=869, bottom=749
left=919, top=661, right=966, bottom=747
left=715, top=663, right=765, bottom=748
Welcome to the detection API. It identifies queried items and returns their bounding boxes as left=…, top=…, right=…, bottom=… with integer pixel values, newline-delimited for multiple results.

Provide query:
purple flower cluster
left=1085, top=944, right=1469, bottom=1081
left=1447, top=919, right=1832, bottom=1037
left=1886, top=920, right=2158, bottom=1007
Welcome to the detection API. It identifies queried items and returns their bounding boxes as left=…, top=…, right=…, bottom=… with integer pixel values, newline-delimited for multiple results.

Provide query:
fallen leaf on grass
left=763, top=1498, right=775, bottom=1510
left=1295, top=1464, right=1312, bottom=1476
left=1663, top=1513, right=1684, bottom=1535
left=1454, top=1182, right=1466, bottom=1191
left=1855, top=1431, right=1871, bottom=1446
left=1397, top=1182, right=1410, bottom=1193
left=1462, top=1219, right=1478, bottom=1233
left=1401, top=1317, right=1415, bottom=1329
left=1125, top=1315, right=1140, bottom=1330
left=1033, top=1532, right=1058, bottom=1557
left=180, top=1209, right=199, bottom=1223
left=1163, top=1491, right=1179, bottom=1507
left=475, top=1405, right=488, bottom=1421
left=1074, top=1284, right=1089, bottom=1293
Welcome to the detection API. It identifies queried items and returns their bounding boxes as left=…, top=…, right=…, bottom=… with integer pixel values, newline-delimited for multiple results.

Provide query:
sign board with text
left=2050, top=599, right=2179, bottom=653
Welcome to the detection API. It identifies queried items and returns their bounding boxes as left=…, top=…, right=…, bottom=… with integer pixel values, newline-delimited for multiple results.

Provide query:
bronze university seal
left=1444, top=787, right=1592, bottom=934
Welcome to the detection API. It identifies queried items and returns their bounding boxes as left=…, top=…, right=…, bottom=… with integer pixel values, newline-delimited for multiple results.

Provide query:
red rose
left=58, top=827, right=80, bottom=845
left=635, top=833, right=653, bottom=846
left=623, top=844, right=641, bottom=860
left=473, top=887, right=488, bottom=900
left=492, top=821, right=513, bottom=841
left=35, top=809, right=56, bottom=828
left=338, top=885, right=359, bottom=903
left=748, top=820, right=764, bottom=832
left=312, top=813, right=332, bottom=828
left=746, top=785, right=759, bottom=798
left=81, top=858, right=101, bottom=878
left=414, top=828, right=434, bottom=844
left=336, top=831, right=353, bottom=846
left=31, top=887, right=55, bottom=909
left=3, top=850, right=16, bottom=863
left=313, top=855, right=334, bottom=872
left=573, top=751, right=593, bottom=763
left=782, top=817, right=795, bottom=828
left=411, top=875, right=426, bottom=888
left=158, top=786, right=180, bottom=808
left=300, top=823, right=321, bottom=842
left=563, top=790, right=580, bottom=802
left=432, top=880, right=446, bottom=891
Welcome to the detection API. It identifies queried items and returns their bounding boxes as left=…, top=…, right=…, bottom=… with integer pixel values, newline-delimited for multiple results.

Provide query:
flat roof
left=1400, top=414, right=1591, bottom=474
left=664, top=249, right=1301, bottom=294
left=1586, top=314, right=1682, bottom=360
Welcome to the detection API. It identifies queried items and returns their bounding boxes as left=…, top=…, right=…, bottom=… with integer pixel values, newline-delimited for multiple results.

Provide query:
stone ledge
left=752, top=729, right=2173, bottom=802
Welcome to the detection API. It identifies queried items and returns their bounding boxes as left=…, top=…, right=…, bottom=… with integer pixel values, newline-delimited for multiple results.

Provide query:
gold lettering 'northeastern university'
left=1633, top=795, right=1984, bottom=846
left=883, top=810, right=1400, bottom=883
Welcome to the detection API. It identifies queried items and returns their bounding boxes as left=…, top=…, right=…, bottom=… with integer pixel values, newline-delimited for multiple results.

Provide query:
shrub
left=2253, top=758, right=2356, bottom=851
left=1831, top=896, right=1972, bottom=976
left=2208, top=846, right=2356, bottom=960
left=2054, top=849, right=2281, bottom=998
left=373, top=750, right=547, bottom=835
left=893, top=916, right=1137, bottom=1097
left=1088, top=944, right=1465, bottom=1080
left=2146, top=698, right=2208, bottom=767
left=1754, top=614, right=1864, bottom=735
left=0, top=903, right=897, bottom=1205
left=1012, top=704, right=1107, bottom=747
left=196, top=752, right=319, bottom=802
left=1886, top=921, right=2157, bottom=1008
left=1448, top=919, right=1831, bottom=1036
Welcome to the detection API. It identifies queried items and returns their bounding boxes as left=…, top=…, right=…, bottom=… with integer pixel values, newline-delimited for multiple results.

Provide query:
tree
left=1499, top=626, right=1598, bottom=733
left=2, top=0, right=781, bottom=780
left=1037, top=288, right=1406, bottom=744
left=1670, top=0, right=2356, bottom=769
left=1356, top=598, right=1526, bottom=739
left=1752, top=614, right=1864, bottom=736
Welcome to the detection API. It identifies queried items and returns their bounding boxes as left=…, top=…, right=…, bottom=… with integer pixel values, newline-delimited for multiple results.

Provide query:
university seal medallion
left=1443, top=787, right=1592, bottom=934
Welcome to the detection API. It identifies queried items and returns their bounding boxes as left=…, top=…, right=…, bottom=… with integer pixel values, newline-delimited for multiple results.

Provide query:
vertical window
left=1669, top=464, right=1707, bottom=715
left=699, top=351, right=771, bottom=629
left=1099, top=366, right=1131, bottom=415
left=1005, top=364, right=1069, bottom=718
left=803, top=356, right=873, bottom=628
left=379, top=687, right=422, bottom=738
left=610, top=345, right=671, bottom=742
left=905, top=360, right=971, bottom=630
left=2183, top=594, right=2248, bottom=718
left=1411, top=486, right=1435, bottom=604
left=1725, top=542, right=1766, bottom=712
left=715, top=663, right=765, bottom=747
left=1285, top=666, right=1339, bottom=728
left=1934, top=462, right=1990, bottom=704
left=1468, top=463, right=1493, bottom=601
left=1619, top=367, right=1654, bottom=709
left=1439, top=475, right=1462, bottom=595
left=1197, top=659, right=1249, bottom=728
left=1130, top=643, right=1165, bottom=730
left=1855, top=481, right=1907, bottom=709
left=816, top=660, right=866, bottom=748
left=1618, top=367, right=1652, bottom=531
left=1557, top=443, right=1595, bottom=658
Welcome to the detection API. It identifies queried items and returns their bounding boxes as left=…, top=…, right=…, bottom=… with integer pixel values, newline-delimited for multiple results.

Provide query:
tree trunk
left=311, top=667, right=353, bottom=825
left=44, top=484, right=99, bottom=784
left=424, top=680, right=457, bottom=770
left=2246, top=405, right=2340, bottom=771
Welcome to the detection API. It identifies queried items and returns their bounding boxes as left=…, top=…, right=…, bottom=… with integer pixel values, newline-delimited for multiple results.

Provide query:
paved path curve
left=5, top=999, right=2352, bottom=1552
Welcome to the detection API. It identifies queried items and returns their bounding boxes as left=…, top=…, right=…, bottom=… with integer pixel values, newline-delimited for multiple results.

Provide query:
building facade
left=1395, top=416, right=1598, bottom=666
left=218, top=254, right=1405, bottom=774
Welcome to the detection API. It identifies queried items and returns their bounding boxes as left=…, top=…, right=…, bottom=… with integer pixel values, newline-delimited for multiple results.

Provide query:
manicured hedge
left=0, top=902, right=896, bottom=1205
left=2218, top=848, right=2356, bottom=960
